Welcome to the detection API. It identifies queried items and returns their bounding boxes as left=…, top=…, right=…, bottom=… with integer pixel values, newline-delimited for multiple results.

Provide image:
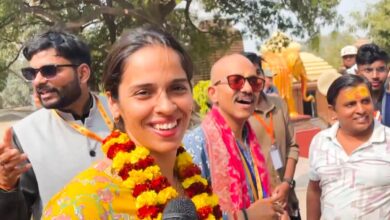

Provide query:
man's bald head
left=210, top=54, right=256, bottom=84
left=208, top=53, right=260, bottom=128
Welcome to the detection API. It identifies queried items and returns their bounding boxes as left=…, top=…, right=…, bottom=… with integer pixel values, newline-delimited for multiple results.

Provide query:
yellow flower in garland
left=192, top=193, right=220, bottom=220
left=175, top=150, right=193, bottom=170
left=112, top=151, right=132, bottom=171
left=104, top=130, right=223, bottom=220
left=192, top=193, right=219, bottom=208
left=112, top=146, right=151, bottom=171
left=102, top=131, right=130, bottom=154
left=129, top=146, right=150, bottom=163
left=122, top=165, right=161, bottom=189
left=182, top=175, right=208, bottom=189
left=136, top=191, right=159, bottom=208
left=157, top=187, right=178, bottom=204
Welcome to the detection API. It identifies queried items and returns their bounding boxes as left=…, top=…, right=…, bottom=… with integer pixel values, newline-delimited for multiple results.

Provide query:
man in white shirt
left=339, top=45, right=358, bottom=74
left=307, top=74, right=390, bottom=220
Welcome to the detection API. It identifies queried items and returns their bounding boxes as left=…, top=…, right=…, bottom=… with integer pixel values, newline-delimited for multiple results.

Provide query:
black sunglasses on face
left=214, top=74, right=265, bottom=92
left=21, top=64, right=79, bottom=81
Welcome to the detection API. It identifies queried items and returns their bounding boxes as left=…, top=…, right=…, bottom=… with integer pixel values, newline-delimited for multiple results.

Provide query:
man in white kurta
left=0, top=30, right=113, bottom=220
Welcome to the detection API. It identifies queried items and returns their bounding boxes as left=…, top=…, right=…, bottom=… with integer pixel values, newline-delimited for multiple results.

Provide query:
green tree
left=0, top=0, right=341, bottom=91
left=304, top=31, right=356, bottom=69
left=0, top=71, right=31, bottom=108
left=350, top=0, right=390, bottom=52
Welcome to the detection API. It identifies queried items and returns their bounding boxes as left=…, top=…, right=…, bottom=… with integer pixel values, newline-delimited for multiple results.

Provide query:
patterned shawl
left=201, top=106, right=271, bottom=211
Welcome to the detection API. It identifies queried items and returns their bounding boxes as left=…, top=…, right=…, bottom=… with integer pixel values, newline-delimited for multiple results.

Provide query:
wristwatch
left=283, top=178, right=296, bottom=189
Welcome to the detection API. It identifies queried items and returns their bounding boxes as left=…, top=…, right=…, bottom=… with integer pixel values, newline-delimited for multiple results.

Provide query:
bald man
left=184, top=54, right=283, bottom=219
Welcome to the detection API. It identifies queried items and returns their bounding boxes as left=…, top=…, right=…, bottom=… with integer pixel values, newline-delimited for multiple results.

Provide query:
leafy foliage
left=350, top=0, right=390, bottom=53
left=303, top=31, right=356, bottom=69
left=204, top=0, right=341, bottom=38
left=0, top=0, right=340, bottom=92
left=0, top=73, right=31, bottom=108
left=192, top=80, right=210, bottom=117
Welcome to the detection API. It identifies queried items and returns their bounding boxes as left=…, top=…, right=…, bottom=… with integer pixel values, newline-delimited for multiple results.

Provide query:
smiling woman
left=42, top=26, right=222, bottom=220
left=105, top=40, right=194, bottom=155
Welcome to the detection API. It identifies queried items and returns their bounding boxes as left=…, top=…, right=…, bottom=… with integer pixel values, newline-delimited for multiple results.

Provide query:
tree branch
left=8, top=68, right=29, bottom=84
left=80, top=19, right=102, bottom=30
left=113, top=0, right=135, bottom=9
left=0, top=36, right=23, bottom=45
left=99, top=5, right=151, bottom=21
left=0, top=45, right=24, bottom=83
left=4, top=46, right=23, bottom=70
left=0, top=15, right=16, bottom=29
left=184, top=0, right=208, bottom=33
left=102, top=0, right=117, bottom=44
left=21, top=2, right=58, bottom=25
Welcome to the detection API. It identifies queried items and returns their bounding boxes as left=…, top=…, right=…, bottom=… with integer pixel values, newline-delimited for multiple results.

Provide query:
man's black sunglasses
left=21, top=64, right=79, bottom=81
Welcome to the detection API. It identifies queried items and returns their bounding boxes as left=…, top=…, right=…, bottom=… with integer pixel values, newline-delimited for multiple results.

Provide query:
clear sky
left=242, top=0, right=379, bottom=52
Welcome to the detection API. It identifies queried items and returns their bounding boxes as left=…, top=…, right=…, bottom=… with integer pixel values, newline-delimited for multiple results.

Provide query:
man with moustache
left=307, top=74, right=390, bottom=219
left=184, top=54, right=283, bottom=219
left=356, top=43, right=390, bottom=126
left=0, top=30, right=113, bottom=219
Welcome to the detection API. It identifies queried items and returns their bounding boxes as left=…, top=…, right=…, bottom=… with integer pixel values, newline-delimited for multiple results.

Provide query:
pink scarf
left=201, top=107, right=271, bottom=211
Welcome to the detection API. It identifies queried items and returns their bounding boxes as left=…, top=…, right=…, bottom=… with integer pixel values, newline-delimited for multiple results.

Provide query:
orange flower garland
left=102, top=130, right=222, bottom=220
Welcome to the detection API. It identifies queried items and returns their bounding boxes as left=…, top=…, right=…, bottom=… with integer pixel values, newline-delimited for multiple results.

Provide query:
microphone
left=162, top=197, right=198, bottom=220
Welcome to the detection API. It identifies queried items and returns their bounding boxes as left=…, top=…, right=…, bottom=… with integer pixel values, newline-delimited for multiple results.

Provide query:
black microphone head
left=162, top=197, right=198, bottom=220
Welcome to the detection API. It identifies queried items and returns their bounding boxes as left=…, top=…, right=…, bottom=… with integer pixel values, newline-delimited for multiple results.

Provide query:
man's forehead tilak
left=342, top=85, right=370, bottom=101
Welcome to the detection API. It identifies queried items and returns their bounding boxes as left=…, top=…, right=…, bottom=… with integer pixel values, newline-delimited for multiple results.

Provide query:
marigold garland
left=102, top=130, right=222, bottom=220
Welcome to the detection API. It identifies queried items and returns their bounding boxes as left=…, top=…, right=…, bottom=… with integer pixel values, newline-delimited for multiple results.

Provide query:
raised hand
left=0, top=127, right=32, bottom=190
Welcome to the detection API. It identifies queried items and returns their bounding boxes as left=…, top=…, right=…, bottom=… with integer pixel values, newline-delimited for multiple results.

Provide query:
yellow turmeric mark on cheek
left=343, top=85, right=370, bottom=101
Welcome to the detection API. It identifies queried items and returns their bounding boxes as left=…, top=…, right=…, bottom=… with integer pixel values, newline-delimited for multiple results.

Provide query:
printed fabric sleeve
left=183, top=126, right=211, bottom=182
left=183, top=127, right=230, bottom=219
left=42, top=160, right=135, bottom=219
left=183, top=126, right=232, bottom=220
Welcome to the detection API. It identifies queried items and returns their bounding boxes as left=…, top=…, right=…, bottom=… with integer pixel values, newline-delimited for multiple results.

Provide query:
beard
left=36, top=75, right=82, bottom=110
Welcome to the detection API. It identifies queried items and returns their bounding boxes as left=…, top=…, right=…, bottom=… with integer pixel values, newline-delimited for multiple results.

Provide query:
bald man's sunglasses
left=214, top=74, right=265, bottom=92
left=21, top=64, right=79, bottom=81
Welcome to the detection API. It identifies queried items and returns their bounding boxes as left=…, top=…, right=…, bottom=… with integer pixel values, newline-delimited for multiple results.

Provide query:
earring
left=113, top=116, right=124, bottom=131
left=114, top=116, right=120, bottom=124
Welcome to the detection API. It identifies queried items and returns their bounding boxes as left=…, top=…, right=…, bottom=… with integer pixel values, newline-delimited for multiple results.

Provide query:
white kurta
left=13, top=94, right=113, bottom=205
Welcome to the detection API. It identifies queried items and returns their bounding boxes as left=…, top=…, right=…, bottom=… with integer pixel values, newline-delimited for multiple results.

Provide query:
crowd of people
left=0, top=26, right=388, bottom=220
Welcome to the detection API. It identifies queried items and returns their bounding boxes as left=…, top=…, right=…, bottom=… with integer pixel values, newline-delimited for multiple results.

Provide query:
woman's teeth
left=153, top=121, right=178, bottom=130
